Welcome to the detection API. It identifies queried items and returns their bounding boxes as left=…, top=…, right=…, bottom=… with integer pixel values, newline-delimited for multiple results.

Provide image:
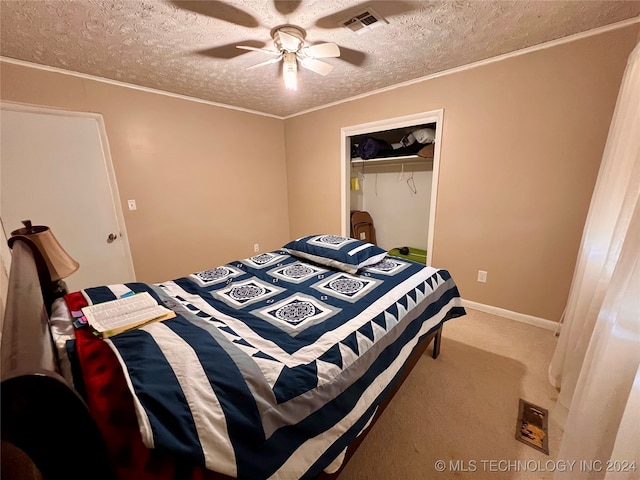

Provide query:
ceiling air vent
left=340, top=8, right=388, bottom=35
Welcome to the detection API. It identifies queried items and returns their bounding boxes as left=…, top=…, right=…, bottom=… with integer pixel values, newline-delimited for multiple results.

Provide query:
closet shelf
left=351, top=155, right=433, bottom=166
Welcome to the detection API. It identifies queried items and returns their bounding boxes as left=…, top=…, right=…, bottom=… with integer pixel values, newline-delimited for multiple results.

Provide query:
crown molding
left=0, top=56, right=283, bottom=120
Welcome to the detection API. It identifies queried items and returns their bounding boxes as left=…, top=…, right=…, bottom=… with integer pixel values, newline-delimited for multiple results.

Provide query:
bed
left=1, top=234, right=465, bottom=480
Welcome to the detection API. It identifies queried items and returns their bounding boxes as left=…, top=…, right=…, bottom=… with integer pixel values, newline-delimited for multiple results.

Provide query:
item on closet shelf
left=351, top=144, right=359, bottom=158
left=350, top=210, right=377, bottom=244
left=370, top=141, right=424, bottom=159
left=400, top=127, right=436, bottom=147
left=357, top=137, right=393, bottom=160
left=400, top=133, right=416, bottom=147
left=413, top=128, right=436, bottom=144
left=417, top=143, right=435, bottom=159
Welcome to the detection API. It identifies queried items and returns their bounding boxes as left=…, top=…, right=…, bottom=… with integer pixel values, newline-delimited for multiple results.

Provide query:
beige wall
left=284, top=25, right=639, bottom=321
left=0, top=63, right=291, bottom=283
left=355, top=164, right=432, bottom=251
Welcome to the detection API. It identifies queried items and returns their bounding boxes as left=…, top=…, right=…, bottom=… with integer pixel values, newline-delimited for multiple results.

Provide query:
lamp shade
left=10, top=220, right=79, bottom=281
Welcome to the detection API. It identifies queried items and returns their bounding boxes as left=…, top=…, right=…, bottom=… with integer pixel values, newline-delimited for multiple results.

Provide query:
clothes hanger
left=406, top=170, right=417, bottom=194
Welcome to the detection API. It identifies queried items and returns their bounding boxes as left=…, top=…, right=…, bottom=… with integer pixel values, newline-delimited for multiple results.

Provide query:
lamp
left=10, top=220, right=79, bottom=282
left=283, top=52, right=298, bottom=91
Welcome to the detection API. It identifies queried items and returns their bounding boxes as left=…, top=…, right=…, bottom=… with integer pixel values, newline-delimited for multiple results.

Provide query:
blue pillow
left=283, top=234, right=387, bottom=274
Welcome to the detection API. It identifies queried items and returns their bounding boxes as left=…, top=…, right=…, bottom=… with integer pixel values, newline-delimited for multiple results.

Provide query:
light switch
left=128, top=199, right=137, bottom=211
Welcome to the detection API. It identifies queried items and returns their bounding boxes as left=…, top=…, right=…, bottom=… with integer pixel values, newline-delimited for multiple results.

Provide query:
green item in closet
left=388, top=247, right=427, bottom=265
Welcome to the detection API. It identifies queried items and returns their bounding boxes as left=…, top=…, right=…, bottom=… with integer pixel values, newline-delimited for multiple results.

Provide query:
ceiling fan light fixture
left=283, top=51, right=298, bottom=91
left=273, top=25, right=305, bottom=52
left=238, top=24, right=341, bottom=91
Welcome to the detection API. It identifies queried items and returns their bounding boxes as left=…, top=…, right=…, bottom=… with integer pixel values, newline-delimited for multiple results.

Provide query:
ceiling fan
left=236, top=25, right=341, bottom=91
left=175, top=1, right=419, bottom=90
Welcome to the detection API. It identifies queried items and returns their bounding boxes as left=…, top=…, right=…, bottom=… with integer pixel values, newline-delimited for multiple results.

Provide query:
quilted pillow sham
left=283, top=234, right=387, bottom=274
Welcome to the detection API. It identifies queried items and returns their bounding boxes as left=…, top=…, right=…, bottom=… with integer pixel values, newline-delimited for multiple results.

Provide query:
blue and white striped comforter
left=82, top=251, right=465, bottom=479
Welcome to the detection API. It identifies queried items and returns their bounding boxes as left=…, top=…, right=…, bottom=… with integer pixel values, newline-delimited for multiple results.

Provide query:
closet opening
left=340, top=109, right=443, bottom=266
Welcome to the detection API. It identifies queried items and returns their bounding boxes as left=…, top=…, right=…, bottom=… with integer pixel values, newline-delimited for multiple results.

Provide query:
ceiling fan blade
left=247, top=56, right=283, bottom=70
left=300, top=57, right=334, bottom=76
left=273, top=1, right=302, bottom=15
left=236, top=45, right=281, bottom=55
left=302, top=42, right=340, bottom=59
left=171, top=1, right=259, bottom=28
left=336, top=46, right=367, bottom=66
left=196, top=41, right=267, bottom=59
left=278, top=30, right=302, bottom=52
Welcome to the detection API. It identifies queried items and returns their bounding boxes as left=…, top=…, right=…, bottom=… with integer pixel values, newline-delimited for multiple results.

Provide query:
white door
left=0, top=105, right=135, bottom=292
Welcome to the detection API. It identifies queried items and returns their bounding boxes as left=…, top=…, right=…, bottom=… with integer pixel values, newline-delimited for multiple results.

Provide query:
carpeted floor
left=337, top=308, right=563, bottom=480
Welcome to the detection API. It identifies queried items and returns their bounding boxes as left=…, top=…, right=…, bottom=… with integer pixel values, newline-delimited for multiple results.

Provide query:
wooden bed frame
left=0, top=236, right=443, bottom=480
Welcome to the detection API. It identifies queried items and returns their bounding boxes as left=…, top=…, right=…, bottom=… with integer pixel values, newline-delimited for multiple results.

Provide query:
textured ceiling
left=1, top=1, right=639, bottom=117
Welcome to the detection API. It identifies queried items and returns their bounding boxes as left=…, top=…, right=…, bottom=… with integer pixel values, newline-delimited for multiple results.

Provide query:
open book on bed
left=81, top=292, right=176, bottom=338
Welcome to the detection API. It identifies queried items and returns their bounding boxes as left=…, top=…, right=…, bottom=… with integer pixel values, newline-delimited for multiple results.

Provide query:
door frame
left=340, top=109, right=444, bottom=266
left=0, top=101, right=136, bottom=281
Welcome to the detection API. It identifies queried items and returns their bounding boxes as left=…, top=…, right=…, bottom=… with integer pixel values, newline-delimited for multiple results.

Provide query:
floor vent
left=340, top=8, right=388, bottom=35
left=515, top=398, right=549, bottom=454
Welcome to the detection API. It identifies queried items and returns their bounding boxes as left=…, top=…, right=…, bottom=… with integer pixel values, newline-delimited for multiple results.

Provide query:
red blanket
left=65, top=292, right=229, bottom=480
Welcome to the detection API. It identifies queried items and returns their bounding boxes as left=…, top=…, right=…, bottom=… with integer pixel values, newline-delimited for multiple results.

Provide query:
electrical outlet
left=254, top=243, right=259, bottom=253
left=477, top=270, right=488, bottom=283
left=127, top=199, right=137, bottom=211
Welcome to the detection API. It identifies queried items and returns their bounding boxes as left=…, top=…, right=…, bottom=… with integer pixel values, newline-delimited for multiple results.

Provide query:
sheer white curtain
left=549, top=41, right=640, bottom=479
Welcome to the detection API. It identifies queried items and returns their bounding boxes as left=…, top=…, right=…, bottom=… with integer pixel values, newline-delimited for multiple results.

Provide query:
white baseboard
left=461, top=299, right=559, bottom=332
